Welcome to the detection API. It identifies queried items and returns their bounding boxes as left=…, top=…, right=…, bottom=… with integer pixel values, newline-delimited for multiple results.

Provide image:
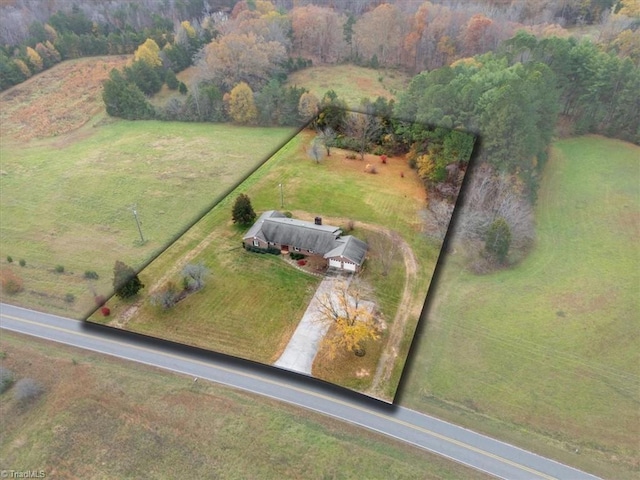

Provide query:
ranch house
left=242, top=211, right=368, bottom=272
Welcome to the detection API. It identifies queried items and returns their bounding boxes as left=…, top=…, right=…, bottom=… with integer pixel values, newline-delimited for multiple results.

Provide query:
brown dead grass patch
left=0, top=55, right=130, bottom=141
left=312, top=322, right=385, bottom=394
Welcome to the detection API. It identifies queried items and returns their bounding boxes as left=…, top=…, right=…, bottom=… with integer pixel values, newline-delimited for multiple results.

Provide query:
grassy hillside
left=285, top=65, right=411, bottom=107
left=0, top=55, right=129, bottom=141
left=0, top=331, right=490, bottom=480
left=400, top=136, right=640, bottom=479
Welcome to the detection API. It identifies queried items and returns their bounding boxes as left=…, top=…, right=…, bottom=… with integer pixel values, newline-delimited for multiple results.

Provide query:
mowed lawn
left=285, top=65, right=411, bottom=107
left=97, top=130, right=438, bottom=389
left=0, top=120, right=296, bottom=317
left=0, top=332, right=491, bottom=480
left=400, top=136, right=640, bottom=478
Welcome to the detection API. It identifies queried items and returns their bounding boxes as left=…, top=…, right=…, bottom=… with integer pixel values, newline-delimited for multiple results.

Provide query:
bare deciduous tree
left=452, top=163, right=535, bottom=258
left=150, top=282, right=179, bottom=309
left=291, top=5, right=346, bottom=63
left=316, top=279, right=380, bottom=357
left=308, top=138, right=326, bottom=164
left=422, top=198, right=456, bottom=242
left=366, top=231, right=400, bottom=277
left=346, top=111, right=382, bottom=161
left=182, top=263, right=209, bottom=291
left=316, top=126, right=336, bottom=156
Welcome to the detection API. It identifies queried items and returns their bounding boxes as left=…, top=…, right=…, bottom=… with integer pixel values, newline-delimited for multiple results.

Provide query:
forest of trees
left=3, top=0, right=638, bottom=90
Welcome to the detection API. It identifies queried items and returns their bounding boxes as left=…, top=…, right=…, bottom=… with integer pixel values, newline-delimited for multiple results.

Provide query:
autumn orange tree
left=35, top=41, right=61, bottom=68
left=461, top=14, right=499, bottom=56
left=298, top=91, right=320, bottom=121
left=290, top=5, right=346, bottom=63
left=317, top=280, right=380, bottom=358
left=1, top=269, right=24, bottom=295
left=353, top=3, right=405, bottom=67
left=196, top=32, right=286, bottom=90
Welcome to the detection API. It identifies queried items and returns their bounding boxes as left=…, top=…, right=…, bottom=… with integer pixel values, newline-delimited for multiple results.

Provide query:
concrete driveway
left=274, top=272, right=352, bottom=375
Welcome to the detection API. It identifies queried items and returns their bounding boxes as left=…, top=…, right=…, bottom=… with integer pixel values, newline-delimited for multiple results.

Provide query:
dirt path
left=109, top=227, right=225, bottom=329
left=366, top=226, right=419, bottom=396
left=290, top=211, right=420, bottom=396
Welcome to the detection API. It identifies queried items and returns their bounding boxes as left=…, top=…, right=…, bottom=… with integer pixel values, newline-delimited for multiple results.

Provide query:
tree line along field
left=91, top=129, right=438, bottom=398
left=0, top=331, right=491, bottom=480
left=400, top=136, right=640, bottom=479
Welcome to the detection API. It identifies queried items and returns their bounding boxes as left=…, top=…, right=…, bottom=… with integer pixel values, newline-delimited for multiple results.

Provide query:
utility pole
left=131, top=205, right=145, bottom=243
left=279, top=183, right=284, bottom=208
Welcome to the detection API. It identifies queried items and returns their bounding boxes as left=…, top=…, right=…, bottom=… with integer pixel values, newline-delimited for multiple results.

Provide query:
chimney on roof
left=314, top=216, right=322, bottom=225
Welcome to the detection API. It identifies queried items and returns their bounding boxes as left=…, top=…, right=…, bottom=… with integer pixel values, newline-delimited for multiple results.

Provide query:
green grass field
left=6, top=57, right=635, bottom=478
left=285, top=65, right=411, bottom=107
left=0, top=120, right=295, bottom=317
left=0, top=331, right=490, bottom=480
left=94, top=130, right=438, bottom=395
left=400, top=136, right=640, bottom=479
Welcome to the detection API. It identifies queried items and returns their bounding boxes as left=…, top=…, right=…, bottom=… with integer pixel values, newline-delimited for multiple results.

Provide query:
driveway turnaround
left=274, top=273, right=351, bottom=375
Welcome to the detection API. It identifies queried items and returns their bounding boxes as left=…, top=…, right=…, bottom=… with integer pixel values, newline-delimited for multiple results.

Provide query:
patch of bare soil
left=0, top=55, right=130, bottom=141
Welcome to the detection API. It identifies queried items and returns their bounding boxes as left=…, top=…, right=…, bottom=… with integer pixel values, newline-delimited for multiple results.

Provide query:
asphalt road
left=1, top=303, right=601, bottom=480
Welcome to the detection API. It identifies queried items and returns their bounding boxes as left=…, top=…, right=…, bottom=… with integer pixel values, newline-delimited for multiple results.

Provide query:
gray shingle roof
left=260, top=217, right=342, bottom=254
left=243, top=211, right=368, bottom=265
left=323, top=235, right=368, bottom=265
left=243, top=210, right=287, bottom=242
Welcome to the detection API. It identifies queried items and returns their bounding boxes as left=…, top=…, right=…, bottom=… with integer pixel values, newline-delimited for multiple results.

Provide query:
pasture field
left=0, top=331, right=490, bottom=480
left=0, top=56, right=297, bottom=317
left=285, top=65, right=411, bottom=107
left=92, top=129, right=442, bottom=397
left=0, top=118, right=295, bottom=317
left=399, top=136, right=640, bottom=479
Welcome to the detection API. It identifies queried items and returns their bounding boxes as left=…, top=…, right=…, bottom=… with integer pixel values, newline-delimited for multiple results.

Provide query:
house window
left=253, top=239, right=260, bottom=247
left=293, top=246, right=300, bottom=252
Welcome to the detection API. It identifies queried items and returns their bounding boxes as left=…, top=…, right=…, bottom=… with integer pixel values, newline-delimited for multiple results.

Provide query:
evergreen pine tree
left=485, top=217, right=511, bottom=263
left=232, top=194, right=257, bottom=225
left=113, top=260, right=144, bottom=298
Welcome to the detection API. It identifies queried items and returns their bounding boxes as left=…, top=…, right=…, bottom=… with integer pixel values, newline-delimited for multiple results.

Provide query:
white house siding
left=329, top=259, right=342, bottom=269
left=343, top=261, right=356, bottom=272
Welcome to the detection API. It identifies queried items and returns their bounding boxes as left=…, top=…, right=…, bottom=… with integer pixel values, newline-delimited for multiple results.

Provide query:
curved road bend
left=0, top=303, right=600, bottom=480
